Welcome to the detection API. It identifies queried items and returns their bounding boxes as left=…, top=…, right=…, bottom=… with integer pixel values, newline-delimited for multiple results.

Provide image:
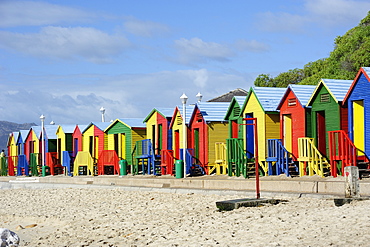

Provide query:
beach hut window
left=288, top=98, right=297, bottom=107
left=197, top=113, right=203, bottom=122
left=320, top=94, right=330, bottom=103
left=176, top=116, right=182, bottom=125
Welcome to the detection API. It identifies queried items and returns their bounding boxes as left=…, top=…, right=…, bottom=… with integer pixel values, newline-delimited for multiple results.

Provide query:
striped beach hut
left=72, top=124, right=87, bottom=157
left=240, top=86, right=286, bottom=176
left=306, top=79, right=352, bottom=156
left=277, top=84, right=316, bottom=158
left=143, top=108, right=173, bottom=156
left=105, top=118, right=146, bottom=166
left=82, top=122, right=111, bottom=162
left=7, top=132, right=19, bottom=157
left=343, top=67, right=370, bottom=158
left=169, top=105, right=195, bottom=164
left=188, top=102, right=230, bottom=175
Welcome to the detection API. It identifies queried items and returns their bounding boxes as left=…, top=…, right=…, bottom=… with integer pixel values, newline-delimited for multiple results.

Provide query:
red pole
left=253, top=118, right=260, bottom=199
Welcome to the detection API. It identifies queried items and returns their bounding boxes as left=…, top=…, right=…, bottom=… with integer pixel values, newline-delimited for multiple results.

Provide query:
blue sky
left=1, top=0, right=369, bottom=125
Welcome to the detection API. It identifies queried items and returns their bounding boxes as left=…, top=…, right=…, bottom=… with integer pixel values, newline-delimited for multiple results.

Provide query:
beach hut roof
left=143, top=108, right=173, bottom=122
left=192, top=102, right=230, bottom=122
left=117, top=118, right=146, bottom=128
left=43, top=125, right=59, bottom=139
left=17, top=130, right=29, bottom=144
left=343, top=67, right=370, bottom=104
left=277, top=84, right=316, bottom=109
left=57, top=124, right=76, bottom=134
left=83, top=122, right=111, bottom=133
left=243, top=87, right=286, bottom=112
left=224, top=96, right=247, bottom=120
left=307, top=79, right=353, bottom=105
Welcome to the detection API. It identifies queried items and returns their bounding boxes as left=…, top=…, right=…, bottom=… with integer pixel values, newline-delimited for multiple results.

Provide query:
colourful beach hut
left=72, top=124, right=87, bottom=157
left=105, top=118, right=146, bottom=167
left=240, top=86, right=286, bottom=176
left=341, top=67, right=370, bottom=175
left=307, top=79, right=352, bottom=155
left=143, top=108, right=174, bottom=175
left=56, top=124, right=76, bottom=175
left=188, top=102, right=230, bottom=175
left=169, top=105, right=195, bottom=171
left=24, top=126, right=40, bottom=162
left=82, top=122, right=111, bottom=162
left=303, top=79, right=352, bottom=177
left=277, top=85, right=316, bottom=157
left=7, top=132, right=19, bottom=157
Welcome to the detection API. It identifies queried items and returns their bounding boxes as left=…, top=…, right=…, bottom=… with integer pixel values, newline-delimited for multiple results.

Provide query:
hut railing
left=328, top=130, right=370, bottom=177
left=266, top=139, right=294, bottom=176
left=160, top=149, right=175, bottom=175
left=7, top=156, right=17, bottom=176
left=297, top=137, right=330, bottom=177
left=0, top=156, right=7, bottom=176
left=226, top=138, right=247, bottom=177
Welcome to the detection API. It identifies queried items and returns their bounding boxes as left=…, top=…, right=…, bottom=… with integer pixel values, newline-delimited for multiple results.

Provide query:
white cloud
left=0, top=70, right=250, bottom=124
left=174, top=38, right=234, bottom=65
left=305, top=0, right=370, bottom=26
left=234, top=39, right=270, bottom=53
left=0, top=26, right=131, bottom=63
left=124, top=17, right=170, bottom=37
left=0, top=0, right=93, bottom=28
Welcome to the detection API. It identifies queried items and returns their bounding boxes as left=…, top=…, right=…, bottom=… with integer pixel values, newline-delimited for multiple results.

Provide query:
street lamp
left=180, top=93, right=188, bottom=178
left=100, top=107, right=106, bottom=122
left=196, top=92, right=203, bottom=102
left=40, top=114, right=45, bottom=175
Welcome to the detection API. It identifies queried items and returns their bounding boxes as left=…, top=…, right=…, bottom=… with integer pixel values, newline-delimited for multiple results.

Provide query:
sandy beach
left=1, top=187, right=370, bottom=247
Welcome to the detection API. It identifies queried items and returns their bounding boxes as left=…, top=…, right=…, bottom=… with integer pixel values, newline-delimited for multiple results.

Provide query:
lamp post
left=180, top=93, right=188, bottom=178
left=100, top=107, right=106, bottom=122
left=196, top=92, right=203, bottom=102
left=40, top=114, right=45, bottom=176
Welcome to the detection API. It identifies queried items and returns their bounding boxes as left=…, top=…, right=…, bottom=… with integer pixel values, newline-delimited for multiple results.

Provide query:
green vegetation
left=254, top=11, right=370, bottom=87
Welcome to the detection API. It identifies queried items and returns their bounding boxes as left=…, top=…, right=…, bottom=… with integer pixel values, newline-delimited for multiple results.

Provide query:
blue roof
left=43, top=125, right=59, bottom=139
left=363, top=67, right=370, bottom=75
left=278, top=84, right=316, bottom=108
left=144, top=107, right=173, bottom=122
left=308, top=79, right=353, bottom=105
left=12, top=132, right=19, bottom=142
left=117, top=118, right=146, bottom=128
left=176, top=105, right=195, bottom=124
left=58, top=124, right=76, bottom=134
left=234, top=96, right=247, bottom=107
left=83, top=122, right=111, bottom=133
left=195, top=102, right=230, bottom=122
left=252, top=87, right=286, bottom=111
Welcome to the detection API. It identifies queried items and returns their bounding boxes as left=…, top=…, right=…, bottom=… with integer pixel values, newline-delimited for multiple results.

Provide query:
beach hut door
left=283, top=114, right=292, bottom=153
left=194, top=128, right=200, bottom=160
left=73, top=138, right=78, bottom=157
left=174, top=130, right=180, bottom=159
left=353, top=100, right=365, bottom=153
left=316, top=111, right=326, bottom=156
left=245, top=113, right=254, bottom=159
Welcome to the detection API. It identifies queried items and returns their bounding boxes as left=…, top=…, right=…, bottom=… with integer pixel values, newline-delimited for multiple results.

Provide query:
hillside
left=0, top=121, right=36, bottom=154
left=254, top=11, right=370, bottom=87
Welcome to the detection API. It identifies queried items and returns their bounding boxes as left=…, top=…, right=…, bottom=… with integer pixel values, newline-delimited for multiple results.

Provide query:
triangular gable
left=83, top=122, right=111, bottom=133
left=143, top=108, right=173, bottom=123
left=277, top=84, right=316, bottom=110
left=17, top=130, right=29, bottom=145
left=343, top=67, right=370, bottom=104
left=224, top=96, right=247, bottom=120
left=242, top=87, right=285, bottom=113
left=106, top=118, right=145, bottom=132
left=56, top=125, right=76, bottom=135
left=307, top=79, right=353, bottom=106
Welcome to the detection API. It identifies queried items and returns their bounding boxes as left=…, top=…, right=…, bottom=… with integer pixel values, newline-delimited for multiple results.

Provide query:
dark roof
left=207, top=88, right=248, bottom=102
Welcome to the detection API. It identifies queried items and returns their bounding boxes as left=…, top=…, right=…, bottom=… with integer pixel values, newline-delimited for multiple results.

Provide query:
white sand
left=1, top=188, right=370, bottom=247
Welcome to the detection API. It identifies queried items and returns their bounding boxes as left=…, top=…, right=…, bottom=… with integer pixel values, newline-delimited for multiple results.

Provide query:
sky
left=1, top=0, right=370, bottom=125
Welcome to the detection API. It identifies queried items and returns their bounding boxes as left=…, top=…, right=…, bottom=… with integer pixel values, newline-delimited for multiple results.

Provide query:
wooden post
left=344, top=166, right=359, bottom=198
